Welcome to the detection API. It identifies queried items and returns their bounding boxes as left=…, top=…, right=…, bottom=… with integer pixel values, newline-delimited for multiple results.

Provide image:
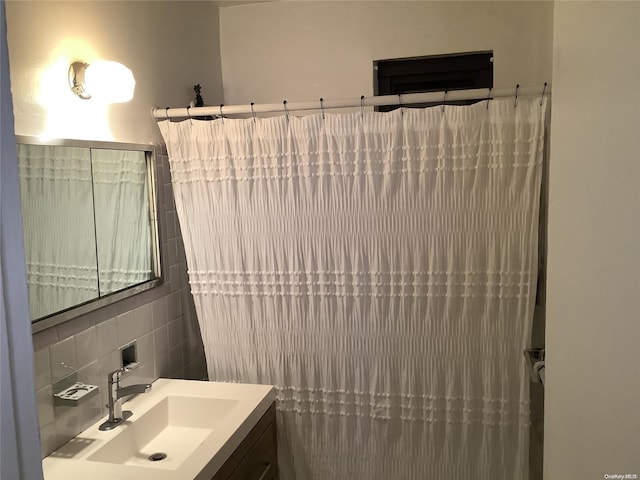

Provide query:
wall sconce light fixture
left=69, top=62, right=91, bottom=99
left=68, top=61, right=135, bottom=103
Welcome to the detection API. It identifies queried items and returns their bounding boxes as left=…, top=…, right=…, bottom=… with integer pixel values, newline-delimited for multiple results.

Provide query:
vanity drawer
left=211, top=402, right=278, bottom=480
left=226, top=422, right=277, bottom=480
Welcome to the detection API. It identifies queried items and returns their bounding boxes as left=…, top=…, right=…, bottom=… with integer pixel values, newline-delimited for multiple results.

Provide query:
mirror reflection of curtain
left=91, top=149, right=152, bottom=295
left=17, top=144, right=98, bottom=319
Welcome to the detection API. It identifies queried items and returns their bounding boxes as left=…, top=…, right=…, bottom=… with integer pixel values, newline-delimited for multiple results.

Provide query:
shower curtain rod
left=153, top=84, right=550, bottom=120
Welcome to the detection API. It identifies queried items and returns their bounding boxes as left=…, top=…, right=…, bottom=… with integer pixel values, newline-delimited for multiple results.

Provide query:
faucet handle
left=107, top=366, right=133, bottom=384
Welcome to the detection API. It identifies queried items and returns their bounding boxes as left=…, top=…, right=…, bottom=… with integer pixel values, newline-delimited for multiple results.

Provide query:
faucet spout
left=117, top=383, right=152, bottom=399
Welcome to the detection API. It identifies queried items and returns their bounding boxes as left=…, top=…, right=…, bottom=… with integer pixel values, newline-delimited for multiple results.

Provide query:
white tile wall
left=151, top=296, right=167, bottom=329
left=153, top=324, right=169, bottom=355
left=77, top=361, right=101, bottom=391
left=96, top=318, right=118, bottom=358
left=32, top=150, right=208, bottom=458
left=33, top=348, right=51, bottom=390
left=49, top=337, right=77, bottom=382
left=36, top=386, right=54, bottom=426
left=169, top=265, right=180, bottom=292
left=168, top=345, right=183, bottom=373
left=134, top=303, right=152, bottom=337
left=155, top=351, right=170, bottom=378
left=39, top=424, right=57, bottom=458
left=167, top=292, right=181, bottom=321
left=164, top=210, right=176, bottom=238
left=74, top=327, right=98, bottom=366
left=116, top=310, right=136, bottom=346
left=137, top=332, right=154, bottom=365
left=168, top=318, right=183, bottom=350
left=167, top=238, right=178, bottom=266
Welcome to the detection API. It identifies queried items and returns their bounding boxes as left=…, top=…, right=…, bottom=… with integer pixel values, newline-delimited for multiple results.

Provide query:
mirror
left=17, top=143, right=99, bottom=319
left=91, top=149, right=153, bottom=296
left=16, top=137, right=160, bottom=323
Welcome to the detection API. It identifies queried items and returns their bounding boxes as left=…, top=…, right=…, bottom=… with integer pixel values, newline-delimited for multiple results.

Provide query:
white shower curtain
left=159, top=98, right=547, bottom=480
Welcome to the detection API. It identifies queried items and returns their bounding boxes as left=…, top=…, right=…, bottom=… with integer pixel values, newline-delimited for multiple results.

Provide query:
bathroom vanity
left=211, top=402, right=277, bottom=480
left=41, top=379, right=277, bottom=480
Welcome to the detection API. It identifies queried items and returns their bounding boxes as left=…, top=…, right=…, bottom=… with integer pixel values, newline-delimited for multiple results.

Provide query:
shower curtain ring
left=486, top=88, right=492, bottom=110
left=165, top=107, right=170, bottom=120
left=442, top=90, right=448, bottom=113
left=283, top=100, right=290, bottom=122
left=250, top=102, right=256, bottom=123
left=540, top=82, right=548, bottom=106
left=360, top=95, right=365, bottom=118
left=514, top=84, right=520, bottom=109
left=186, top=106, right=193, bottom=125
left=320, top=98, right=325, bottom=120
left=219, top=104, right=224, bottom=124
left=398, top=93, right=403, bottom=115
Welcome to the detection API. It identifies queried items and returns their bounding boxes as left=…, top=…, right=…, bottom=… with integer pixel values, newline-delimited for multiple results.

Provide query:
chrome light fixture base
left=69, top=61, right=91, bottom=99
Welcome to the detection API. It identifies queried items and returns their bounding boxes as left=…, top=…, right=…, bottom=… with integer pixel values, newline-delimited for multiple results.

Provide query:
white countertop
left=42, top=379, right=275, bottom=480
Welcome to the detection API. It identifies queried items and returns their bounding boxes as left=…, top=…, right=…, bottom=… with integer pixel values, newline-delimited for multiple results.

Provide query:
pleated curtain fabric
left=17, top=146, right=153, bottom=318
left=91, top=149, right=153, bottom=295
left=159, top=98, right=547, bottom=480
left=17, top=144, right=99, bottom=319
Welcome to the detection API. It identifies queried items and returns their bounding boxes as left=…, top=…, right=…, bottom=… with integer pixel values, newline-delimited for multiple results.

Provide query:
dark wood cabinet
left=211, top=403, right=278, bottom=480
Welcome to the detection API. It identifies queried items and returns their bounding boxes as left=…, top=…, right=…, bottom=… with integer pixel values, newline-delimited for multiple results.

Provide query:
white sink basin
left=87, top=396, right=238, bottom=469
left=42, top=379, right=275, bottom=480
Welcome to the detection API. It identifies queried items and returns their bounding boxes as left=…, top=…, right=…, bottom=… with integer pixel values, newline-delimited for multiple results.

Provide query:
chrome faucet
left=99, top=367, right=152, bottom=431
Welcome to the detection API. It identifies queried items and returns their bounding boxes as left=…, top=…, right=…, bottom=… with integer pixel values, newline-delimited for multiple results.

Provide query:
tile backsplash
left=31, top=147, right=207, bottom=458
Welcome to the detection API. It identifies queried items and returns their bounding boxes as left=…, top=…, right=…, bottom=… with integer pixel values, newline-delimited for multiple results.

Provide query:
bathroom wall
left=545, top=2, right=640, bottom=477
left=6, top=0, right=224, bottom=144
left=219, top=1, right=553, bottom=106
left=4, top=1, right=222, bottom=457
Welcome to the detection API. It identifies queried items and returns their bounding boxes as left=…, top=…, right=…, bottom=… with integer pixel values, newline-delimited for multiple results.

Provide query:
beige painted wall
left=545, top=2, right=640, bottom=478
left=6, top=1, right=223, bottom=144
left=219, top=1, right=553, bottom=106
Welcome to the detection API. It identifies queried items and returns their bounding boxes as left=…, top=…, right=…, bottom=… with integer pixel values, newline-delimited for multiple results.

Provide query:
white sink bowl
left=88, top=396, right=238, bottom=469
left=42, top=379, right=275, bottom=480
